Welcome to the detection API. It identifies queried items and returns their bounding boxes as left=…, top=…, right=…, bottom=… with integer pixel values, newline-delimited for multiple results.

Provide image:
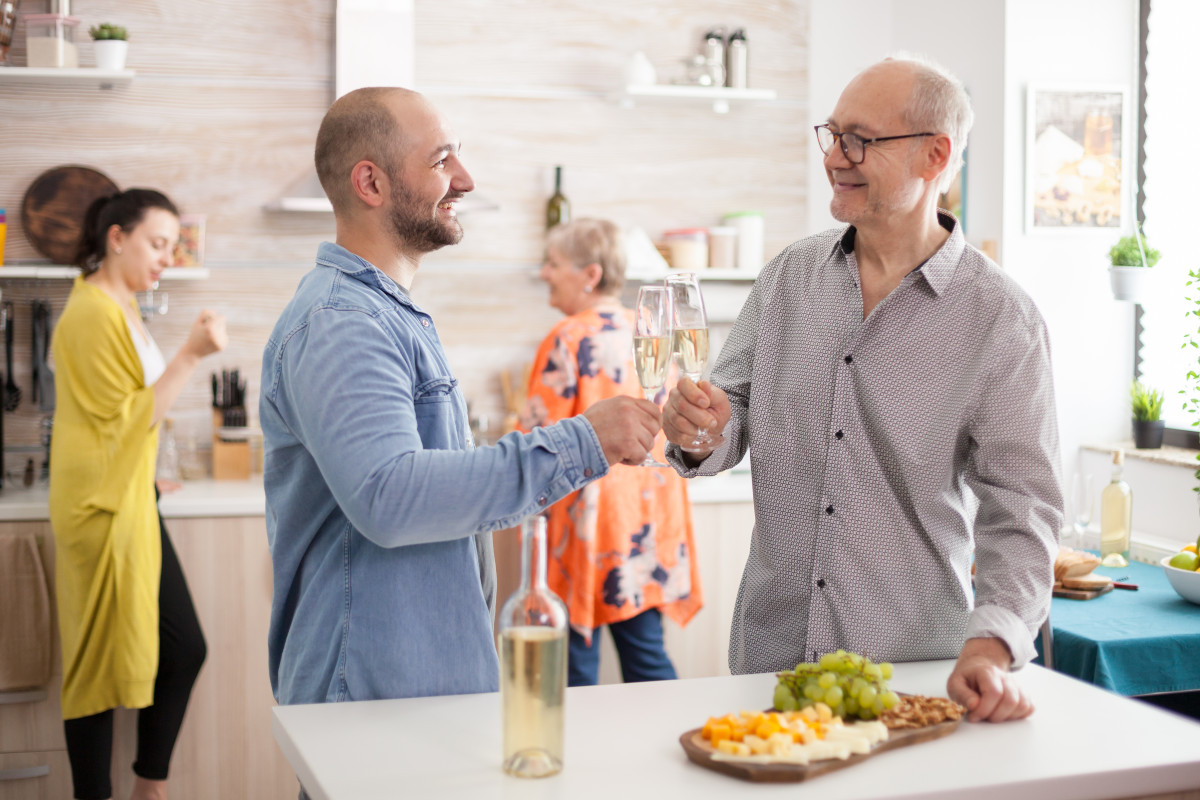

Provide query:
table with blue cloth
left=1042, top=557, right=1200, bottom=697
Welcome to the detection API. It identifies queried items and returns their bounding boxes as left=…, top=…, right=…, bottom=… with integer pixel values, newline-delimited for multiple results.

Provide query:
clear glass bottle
left=1099, top=449, right=1132, bottom=567
left=545, top=166, right=570, bottom=231
left=497, top=515, right=568, bottom=778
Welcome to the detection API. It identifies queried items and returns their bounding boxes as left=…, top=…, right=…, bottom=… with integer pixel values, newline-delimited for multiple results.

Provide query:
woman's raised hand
left=185, top=309, right=228, bottom=358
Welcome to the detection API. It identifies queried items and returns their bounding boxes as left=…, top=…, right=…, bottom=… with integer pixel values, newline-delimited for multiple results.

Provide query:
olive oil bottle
left=1099, top=450, right=1132, bottom=567
left=545, top=166, right=570, bottom=230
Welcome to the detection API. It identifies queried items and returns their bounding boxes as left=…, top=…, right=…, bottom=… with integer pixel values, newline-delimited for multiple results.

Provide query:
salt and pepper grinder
left=726, top=28, right=748, bottom=88
left=702, top=29, right=725, bottom=87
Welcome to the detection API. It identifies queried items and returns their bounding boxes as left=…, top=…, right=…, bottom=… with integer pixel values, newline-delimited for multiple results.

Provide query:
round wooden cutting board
left=20, top=165, right=120, bottom=265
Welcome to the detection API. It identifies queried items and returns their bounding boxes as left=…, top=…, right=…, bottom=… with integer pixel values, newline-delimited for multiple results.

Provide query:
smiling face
left=385, top=95, right=475, bottom=253
left=824, top=62, right=927, bottom=227
left=107, top=207, right=180, bottom=292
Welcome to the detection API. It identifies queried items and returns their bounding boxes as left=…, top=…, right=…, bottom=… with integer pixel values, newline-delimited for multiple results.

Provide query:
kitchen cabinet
left=0, top=516, right=296, bottom=800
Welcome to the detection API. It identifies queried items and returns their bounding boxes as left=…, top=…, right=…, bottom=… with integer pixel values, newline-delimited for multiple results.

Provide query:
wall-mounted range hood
left=266, top=0, right=497, bottom=214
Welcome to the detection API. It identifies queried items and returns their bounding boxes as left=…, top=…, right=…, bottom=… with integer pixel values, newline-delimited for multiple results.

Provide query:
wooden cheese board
left=678, top=716, right=960, bottom=783
left=1052, top=582, right=1113, bottom=601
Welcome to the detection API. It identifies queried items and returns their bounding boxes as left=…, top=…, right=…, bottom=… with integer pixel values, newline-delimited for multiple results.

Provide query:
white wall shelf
left=0, top=66, right=136, bottom=89
left=0, top=265, right=208, bottom=280
left=627, top=268, right=757, bottom=283
left=618, top=84, right=778, bottom=114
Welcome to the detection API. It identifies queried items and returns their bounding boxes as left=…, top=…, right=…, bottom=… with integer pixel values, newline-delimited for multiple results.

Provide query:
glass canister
left=497, top=515, right=568, bottom=778
left=662, top=228, right=708, bottom=272
left=23, top=13, right=79, bottom=68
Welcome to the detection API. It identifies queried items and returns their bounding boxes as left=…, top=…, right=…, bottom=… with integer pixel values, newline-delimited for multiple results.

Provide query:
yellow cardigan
left=49, top=277, right=160, bottom=720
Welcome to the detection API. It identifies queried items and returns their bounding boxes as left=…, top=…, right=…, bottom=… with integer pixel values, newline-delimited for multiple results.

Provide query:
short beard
left=388, top=181, right=464, bottom=253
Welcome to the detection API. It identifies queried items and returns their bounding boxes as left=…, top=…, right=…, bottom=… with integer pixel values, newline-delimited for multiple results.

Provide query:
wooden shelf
left=0, top=265, right=208, bottom=280
left=0, top=66, right=136, bottom=88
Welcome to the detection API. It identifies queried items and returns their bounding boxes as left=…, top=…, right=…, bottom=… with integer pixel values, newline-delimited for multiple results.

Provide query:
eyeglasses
left=813, top=124, right=936, bottom=165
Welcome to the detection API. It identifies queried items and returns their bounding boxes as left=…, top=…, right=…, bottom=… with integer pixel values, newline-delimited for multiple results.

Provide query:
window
left=1135, top=0, right=1200, bottom=446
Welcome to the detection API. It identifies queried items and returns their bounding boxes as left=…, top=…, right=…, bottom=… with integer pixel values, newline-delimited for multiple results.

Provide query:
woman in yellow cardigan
left=50, top=189, right=226, bottom=800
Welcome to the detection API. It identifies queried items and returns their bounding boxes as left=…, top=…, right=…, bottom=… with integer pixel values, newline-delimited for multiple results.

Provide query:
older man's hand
left=947, top=637, right=1033, bottom=723
left=662, top=378, right=730, bottom=457
left=583, top=395, right=662, bottom=467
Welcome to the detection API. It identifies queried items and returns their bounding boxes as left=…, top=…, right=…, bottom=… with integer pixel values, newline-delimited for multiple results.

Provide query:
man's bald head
left=315, top=87, right=423, bottom=213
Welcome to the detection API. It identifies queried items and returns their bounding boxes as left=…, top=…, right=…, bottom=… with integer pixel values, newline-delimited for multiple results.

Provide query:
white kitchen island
left=273, top=659, right=1200, bottom=800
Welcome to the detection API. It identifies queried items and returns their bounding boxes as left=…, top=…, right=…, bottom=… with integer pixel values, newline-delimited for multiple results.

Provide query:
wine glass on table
left=665, top=272, right=713, bottom=453
left=632, top=285, right=673, bottom=467
left=1070, top=472, right=1094, bottom=549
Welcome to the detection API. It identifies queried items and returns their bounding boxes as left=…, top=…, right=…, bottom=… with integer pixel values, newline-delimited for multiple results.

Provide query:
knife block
left=211, top=408, right=251, bottom=481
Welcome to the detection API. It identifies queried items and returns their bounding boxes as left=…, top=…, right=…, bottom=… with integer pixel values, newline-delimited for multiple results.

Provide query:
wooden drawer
left=0, top=750, right=72, bottom=800
left=0, top=524, right=63, bottom=756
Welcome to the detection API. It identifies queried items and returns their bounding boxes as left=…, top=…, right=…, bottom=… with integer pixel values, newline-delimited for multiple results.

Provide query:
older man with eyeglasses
left=662, top=56, right=1061, bottom=724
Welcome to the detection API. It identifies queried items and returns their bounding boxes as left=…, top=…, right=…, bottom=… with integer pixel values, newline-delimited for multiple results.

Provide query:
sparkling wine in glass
left=632, top=285, right=672, bottom=467
left=665, top=273, right=713, bottom=452
left=1070, top=472, right=1094, bottom=549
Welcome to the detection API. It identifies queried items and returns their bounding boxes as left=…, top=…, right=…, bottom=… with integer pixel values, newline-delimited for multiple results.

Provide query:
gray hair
left=888, top=53, right=974, bottom=194
left=546, top=218, right=627, bottom=296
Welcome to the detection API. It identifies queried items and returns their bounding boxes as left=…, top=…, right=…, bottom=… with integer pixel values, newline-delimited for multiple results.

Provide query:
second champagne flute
left=632, top=285, right=672, bottom=467
left=665, top=273, right=712, bottom=452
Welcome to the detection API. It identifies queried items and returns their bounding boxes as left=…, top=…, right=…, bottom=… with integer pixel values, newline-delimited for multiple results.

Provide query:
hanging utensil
left=4, top=301, right=20, bottom=412
left=36, top=301, right=55, bottom=412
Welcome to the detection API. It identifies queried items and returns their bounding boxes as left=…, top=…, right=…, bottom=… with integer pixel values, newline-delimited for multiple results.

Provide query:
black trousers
left=63, top=502, right=207, bottom=800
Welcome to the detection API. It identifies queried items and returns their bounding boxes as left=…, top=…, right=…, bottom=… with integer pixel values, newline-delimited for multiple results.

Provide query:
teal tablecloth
left=1047, top=557, right=1200, bottom=695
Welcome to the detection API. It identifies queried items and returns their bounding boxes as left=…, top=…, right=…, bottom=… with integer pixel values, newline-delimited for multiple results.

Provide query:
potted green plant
left=1109, top=227, right=1160, bottom=304
left=89, top=23, right=128, bottom=71
left=1131, top=379, right=1165, bottom=449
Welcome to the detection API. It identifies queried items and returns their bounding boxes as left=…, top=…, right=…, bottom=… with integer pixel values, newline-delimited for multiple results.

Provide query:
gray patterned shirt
left=669, top=213, right=1062, bottom=674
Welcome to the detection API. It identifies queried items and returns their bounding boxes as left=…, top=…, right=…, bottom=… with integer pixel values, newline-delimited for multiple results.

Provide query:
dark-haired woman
left=50, top=189, right=226, bottom=800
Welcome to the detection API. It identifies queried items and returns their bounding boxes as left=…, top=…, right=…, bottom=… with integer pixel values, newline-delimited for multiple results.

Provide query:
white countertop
left=273, top=660, right=1200, bottom=800
left=0, top=477, right=267, bottom=520
left=0, top=467, right=750, bottom=522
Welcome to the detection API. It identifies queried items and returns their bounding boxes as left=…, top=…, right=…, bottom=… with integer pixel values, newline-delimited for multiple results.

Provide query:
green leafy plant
left=1109, top=229, right=1160, bottom=267
left=1182, top=268, right=1200, bottom=490
left=88, top=23, right=128, bottom=41
left=1130, top=380, right=1163, bottom=422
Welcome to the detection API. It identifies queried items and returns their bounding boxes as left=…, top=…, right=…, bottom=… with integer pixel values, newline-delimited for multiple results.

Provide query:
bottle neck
left=553, top=167, right=563, bottom=194
left=1111, top=465, right=1123, bottom=482
left=519, top=516, right=548, bottom=591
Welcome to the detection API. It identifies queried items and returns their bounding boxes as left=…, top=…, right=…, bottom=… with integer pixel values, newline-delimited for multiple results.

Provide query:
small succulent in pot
left=1109, top=233, right=1160, bottom=268
left=88, top=23, right=128, bottom=41
left=1130, top=379, right=1165, bottom=449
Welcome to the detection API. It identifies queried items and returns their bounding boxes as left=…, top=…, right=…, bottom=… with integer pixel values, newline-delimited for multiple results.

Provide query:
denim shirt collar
left=315, top=241, right=421, bottom=310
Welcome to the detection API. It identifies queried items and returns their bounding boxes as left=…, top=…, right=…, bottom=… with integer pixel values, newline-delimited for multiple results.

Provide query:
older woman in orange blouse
left=520, top=218, right=702, bottom=686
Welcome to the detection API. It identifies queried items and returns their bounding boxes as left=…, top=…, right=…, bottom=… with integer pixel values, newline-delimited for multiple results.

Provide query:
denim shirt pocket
left=413, top=376, right=462, bottom=450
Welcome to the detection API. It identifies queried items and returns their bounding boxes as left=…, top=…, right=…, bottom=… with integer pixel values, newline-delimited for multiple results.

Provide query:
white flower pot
left=93, top=39, right=127, bottom=71
left=1109, top=265, right=1152, bottom=304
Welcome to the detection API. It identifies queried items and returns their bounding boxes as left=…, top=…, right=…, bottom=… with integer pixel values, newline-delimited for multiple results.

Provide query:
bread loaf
left=1061, top=572, right=1112, bottom=591
left=1055, top=547, right=1101, bottom=583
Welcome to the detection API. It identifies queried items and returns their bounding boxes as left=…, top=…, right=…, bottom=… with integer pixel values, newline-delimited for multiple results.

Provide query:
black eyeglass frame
left=813, top=124, right=937, bottom=164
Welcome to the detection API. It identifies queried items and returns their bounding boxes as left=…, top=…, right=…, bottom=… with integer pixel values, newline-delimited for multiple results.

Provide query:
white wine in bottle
left=545, top=166, right=570, bottom=230
left=1099, top=450, right=1132, bottom=567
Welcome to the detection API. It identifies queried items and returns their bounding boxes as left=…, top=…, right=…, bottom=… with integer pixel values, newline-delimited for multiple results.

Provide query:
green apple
left=1169, top=551, right=1200, bottom=571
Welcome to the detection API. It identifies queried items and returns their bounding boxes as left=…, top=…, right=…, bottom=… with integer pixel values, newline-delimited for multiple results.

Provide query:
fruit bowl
left=1160, top=556, right=1200, bottom=605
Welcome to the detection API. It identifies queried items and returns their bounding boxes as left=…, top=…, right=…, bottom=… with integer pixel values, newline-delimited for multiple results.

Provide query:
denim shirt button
left=421, top=318, right=430, bottom=328
left=537, top=496, right=548, bottom=506
left=583, top=468, right=593, bottom=478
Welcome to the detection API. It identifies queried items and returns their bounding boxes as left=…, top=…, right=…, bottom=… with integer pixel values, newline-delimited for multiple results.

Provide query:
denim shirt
left=261, top=242, right=609, bottom=705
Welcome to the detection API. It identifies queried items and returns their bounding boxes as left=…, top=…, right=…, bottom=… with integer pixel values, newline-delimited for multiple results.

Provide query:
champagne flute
left=665, top=273, right=713, bottom=452
left=632, top=285, right=673, bottom=467
left=1071, top=472, right=1094, bottom=549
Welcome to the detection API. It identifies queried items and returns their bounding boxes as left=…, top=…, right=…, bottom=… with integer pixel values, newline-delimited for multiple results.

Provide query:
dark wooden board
left=1053, top=582, right=1114, bottom=600
left=20, top=165, right=119, bottom=265
left=679, top=717, right=960, bottom=783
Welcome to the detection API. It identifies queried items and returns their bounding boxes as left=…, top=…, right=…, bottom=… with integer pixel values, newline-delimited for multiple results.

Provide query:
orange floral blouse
left=520, top=306, right=703, bottom=642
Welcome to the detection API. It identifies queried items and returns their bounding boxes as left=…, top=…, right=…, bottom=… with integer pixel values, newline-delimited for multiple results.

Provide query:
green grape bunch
left=773, top=650, right=901, bottom=721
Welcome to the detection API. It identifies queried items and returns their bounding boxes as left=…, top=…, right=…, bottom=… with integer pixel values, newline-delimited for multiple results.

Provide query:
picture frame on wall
left=1025, top=85, right=1127, bottom=232
left=173, top=214, right=206, bottom=266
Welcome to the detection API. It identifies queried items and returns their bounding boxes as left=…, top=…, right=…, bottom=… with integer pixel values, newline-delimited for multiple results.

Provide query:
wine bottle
left=498, top=515, right=568, bottom=778
left=1099, top=450, right=1132, bottom=567
left=546, top=166, right=570, bottom=230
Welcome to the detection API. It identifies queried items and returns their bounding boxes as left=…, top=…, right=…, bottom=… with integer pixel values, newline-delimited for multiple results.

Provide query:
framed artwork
left=173, top=214, right=206, bottom=266
left=1026, top=86, right=1126, bottom=231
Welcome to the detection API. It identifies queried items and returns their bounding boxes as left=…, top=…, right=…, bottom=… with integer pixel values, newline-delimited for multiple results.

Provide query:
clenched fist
left=184, top=309, right=228, bottom=359
left=663, top=377, right=730, bottom=457
left=582, top=395, right=661, bottom=466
